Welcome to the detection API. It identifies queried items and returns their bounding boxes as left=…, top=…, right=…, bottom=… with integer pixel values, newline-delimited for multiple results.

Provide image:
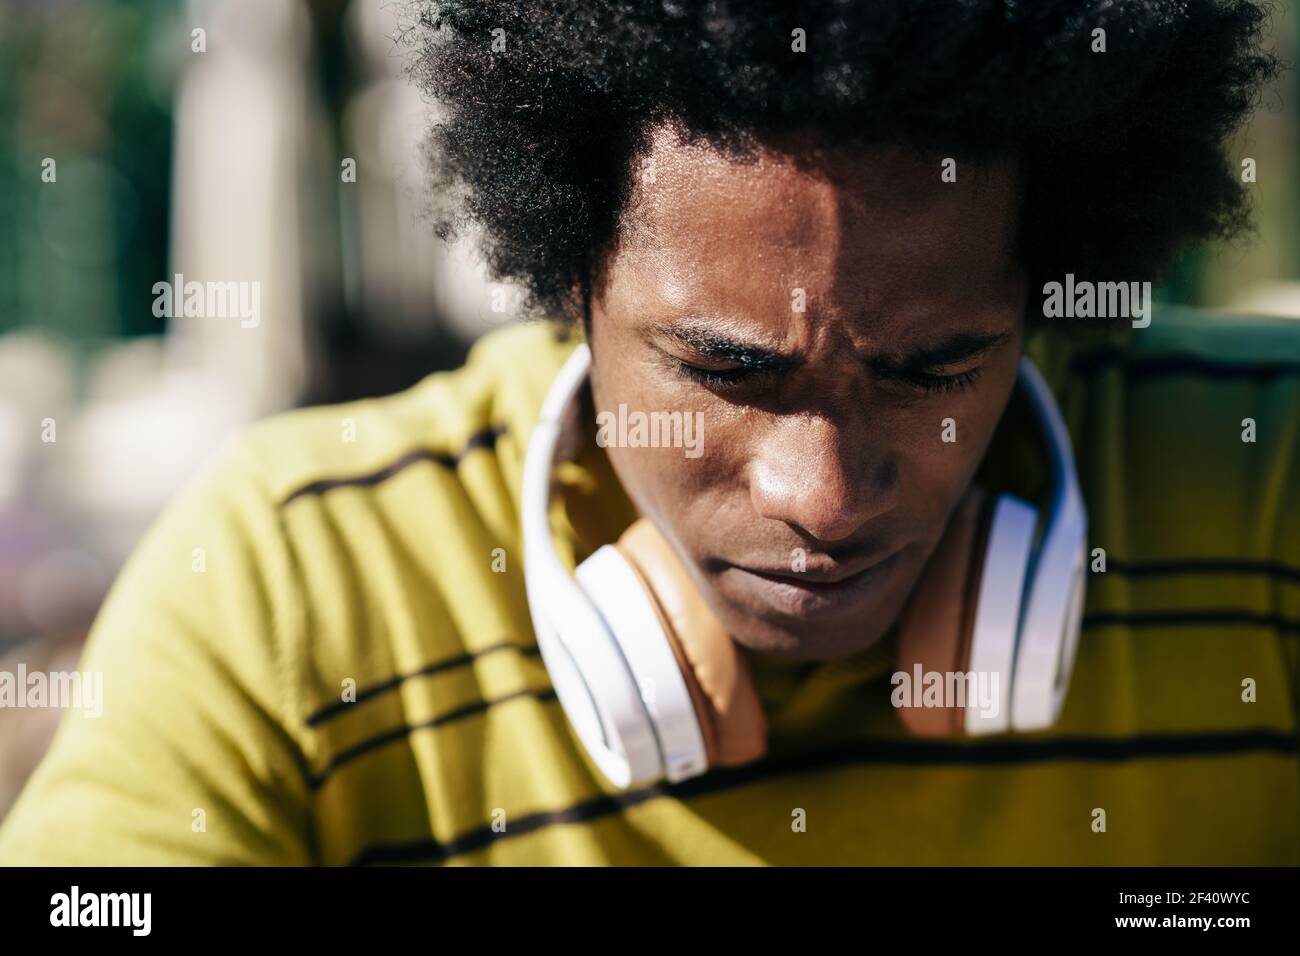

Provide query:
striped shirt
left=1, top=308, right=1297, bottom=865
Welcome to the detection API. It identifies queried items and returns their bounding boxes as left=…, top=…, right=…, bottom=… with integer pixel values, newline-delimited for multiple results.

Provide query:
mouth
left=722, top=547, right=904, bottom=621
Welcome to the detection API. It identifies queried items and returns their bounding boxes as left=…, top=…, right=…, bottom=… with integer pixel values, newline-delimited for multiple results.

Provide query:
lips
left=733, top=538, right=900, bottom=582
left=721, top=546, right=904, bottom=621
left=739, top=560, right=882, bottom=586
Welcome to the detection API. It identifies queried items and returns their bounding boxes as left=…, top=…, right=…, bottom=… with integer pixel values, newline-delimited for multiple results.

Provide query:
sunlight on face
left=589, top=127, right=1028, bottom=659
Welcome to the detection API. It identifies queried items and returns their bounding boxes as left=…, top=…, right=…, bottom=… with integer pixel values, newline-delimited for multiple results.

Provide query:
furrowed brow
left=649, top=320, right=799, bottom=372
left=873, top=330, right=1012, bottom=373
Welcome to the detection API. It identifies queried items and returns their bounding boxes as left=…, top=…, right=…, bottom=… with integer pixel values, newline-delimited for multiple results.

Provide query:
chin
left=699, top=547, right=921, bottom=661
left=714, top=600, right=897, bottom=662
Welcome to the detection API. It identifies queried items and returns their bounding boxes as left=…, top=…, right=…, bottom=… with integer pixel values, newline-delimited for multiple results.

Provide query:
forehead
left=608, top=126, right=1023, bottom=331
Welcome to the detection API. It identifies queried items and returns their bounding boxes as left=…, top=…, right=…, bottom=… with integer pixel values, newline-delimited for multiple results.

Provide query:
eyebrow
left=649, top=320, right=1011, bottom=373
left=650, top=320, right=799, bottom=372
left=872, top=330, right=1014, bottom=373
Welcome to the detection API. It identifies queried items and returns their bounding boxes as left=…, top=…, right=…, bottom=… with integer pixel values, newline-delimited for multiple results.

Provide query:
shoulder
left=231, top=320, right=579, bottom=509
left=80, top=318, right=576, bottom=740
left=1044, top=309, right=1300, bottom=703
left=202, top=319, right=577, bottom=724
left=1048, top=308, right=1300, bottom=563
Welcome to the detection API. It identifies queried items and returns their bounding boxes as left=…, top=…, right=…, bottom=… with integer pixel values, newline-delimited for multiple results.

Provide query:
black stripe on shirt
left=278, top=426, right=507, bottom=507
left=304, top=641, right=541, bottom=727
left=306, top=688, right=558, bottom=789
left=311, top=597, right=1298, bottom=787
left=1083, top=608, right=1300, bottom=634
left=347, top=727, right=1298, bottom=865
left=1102, top=557, right=1300, bottom=586
left=299, top=606, right=1294, bottom=754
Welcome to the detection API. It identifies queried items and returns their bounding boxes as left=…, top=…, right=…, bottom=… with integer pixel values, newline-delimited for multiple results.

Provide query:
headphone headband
left=1010, top=359, right=1088, bottom=728
left=521, top=344, right=663, bottom=786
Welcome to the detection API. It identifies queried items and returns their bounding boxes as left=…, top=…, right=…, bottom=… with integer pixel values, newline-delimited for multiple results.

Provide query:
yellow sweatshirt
left=1, top=309, right=1297, bottom=865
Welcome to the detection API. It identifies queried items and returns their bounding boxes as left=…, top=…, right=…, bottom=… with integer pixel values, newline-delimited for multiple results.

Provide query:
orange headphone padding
left=613, top=520, right=768, bottom=768
left=612, top=484, right=996, bottom=763
left=893, top=486, right=997, bottom=737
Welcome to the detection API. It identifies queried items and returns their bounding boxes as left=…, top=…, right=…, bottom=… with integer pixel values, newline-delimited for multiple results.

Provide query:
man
left=1, top=0, right=1296, bottom=864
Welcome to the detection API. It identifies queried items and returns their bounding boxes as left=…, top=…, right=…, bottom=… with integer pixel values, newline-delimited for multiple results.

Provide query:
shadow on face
left=589, top=125, right=1028, bottom=659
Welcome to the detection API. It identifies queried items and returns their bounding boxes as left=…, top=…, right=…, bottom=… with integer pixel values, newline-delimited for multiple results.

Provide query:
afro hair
left=409, top=0, right=1283, bottom=326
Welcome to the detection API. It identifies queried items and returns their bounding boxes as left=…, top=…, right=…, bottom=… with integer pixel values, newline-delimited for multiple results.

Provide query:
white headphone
left=523, top=343, right=1087, bottom=789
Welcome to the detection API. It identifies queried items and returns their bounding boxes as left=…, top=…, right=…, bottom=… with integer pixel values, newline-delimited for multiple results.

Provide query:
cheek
left=589, top=341, right=731, bottom=526
left=893, top=361, right=1021, bottom=529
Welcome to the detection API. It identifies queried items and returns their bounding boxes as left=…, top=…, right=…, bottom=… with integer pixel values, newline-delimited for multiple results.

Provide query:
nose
left=747, top=413, right=899, bottom=544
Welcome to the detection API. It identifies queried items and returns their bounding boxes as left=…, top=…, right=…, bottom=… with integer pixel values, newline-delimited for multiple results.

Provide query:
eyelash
left=672, top=363, right=757, bottom=389
left=671, top=361, right=983, bottom=395
left=903, top=368, right=983, bottom=394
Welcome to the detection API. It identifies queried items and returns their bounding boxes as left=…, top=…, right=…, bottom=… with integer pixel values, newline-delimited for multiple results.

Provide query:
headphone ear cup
left=574, top=543, right=710, bottom=783
left=895, top=487, right=996, bottom=737
left=614, top=519, right=768, bottom=769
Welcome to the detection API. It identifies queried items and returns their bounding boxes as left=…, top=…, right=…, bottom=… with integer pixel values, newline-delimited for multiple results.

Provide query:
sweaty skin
left=588, top=126, right=1028, bottom=660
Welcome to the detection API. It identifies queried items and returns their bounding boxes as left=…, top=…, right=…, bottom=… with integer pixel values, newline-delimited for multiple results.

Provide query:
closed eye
left=889, top=367, right=983, bottom=394
left=670, top=360, right=769, bottom=389
left=672, top=358, right=983, bottom=395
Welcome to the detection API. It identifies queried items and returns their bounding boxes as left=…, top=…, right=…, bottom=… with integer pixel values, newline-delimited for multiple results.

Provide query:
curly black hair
left=409, top=0, right=1282, bottom=326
